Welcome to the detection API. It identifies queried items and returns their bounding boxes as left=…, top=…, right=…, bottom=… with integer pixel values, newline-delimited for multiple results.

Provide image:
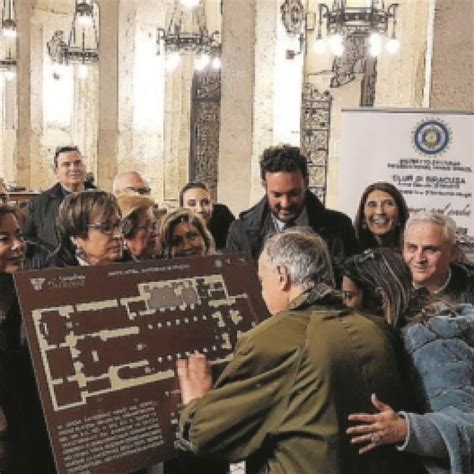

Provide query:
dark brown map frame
left=14, top=253, right=269, bottom=474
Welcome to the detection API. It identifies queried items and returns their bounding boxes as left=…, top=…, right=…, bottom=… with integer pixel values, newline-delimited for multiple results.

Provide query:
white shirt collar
left=271, top=206, right=308, bottom=231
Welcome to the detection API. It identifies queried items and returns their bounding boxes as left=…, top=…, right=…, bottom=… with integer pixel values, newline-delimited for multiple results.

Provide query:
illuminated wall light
left=2, top=27, right=16, bottom=38
left=78, top=64, right=89, bottom=79
left=51, top=62, right=67, bottom=79
left=369, top=33, right=382, bottom=56
left=329, top=34, right=344, bottom=56
left=194, top=53, right=210, bottom=71
left=211, top=56, right=221, bottom=70
left=386, top=37, right=400, bottom=54
left=77, top=13, right=93, bottom=27
left=181, top=0, right=200, bottom=9
left=314, top=38, right=326, bottom=55
left=4, top=69, right=15, bottom=80
left=165, top=52, right=181, bottom=72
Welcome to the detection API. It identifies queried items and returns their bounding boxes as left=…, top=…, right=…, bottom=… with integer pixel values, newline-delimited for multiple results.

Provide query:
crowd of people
left=0, top=144, right=473, bottom=473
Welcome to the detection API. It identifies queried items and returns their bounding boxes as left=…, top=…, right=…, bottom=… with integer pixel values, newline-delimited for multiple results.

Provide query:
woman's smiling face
left=363, top=190, right=400, bottom=239
left=0, top=212, right=26, bottom=273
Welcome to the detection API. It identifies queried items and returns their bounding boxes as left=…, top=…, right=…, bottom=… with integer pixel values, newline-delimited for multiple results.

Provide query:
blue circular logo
left=413, top=119, right=451, bottom=156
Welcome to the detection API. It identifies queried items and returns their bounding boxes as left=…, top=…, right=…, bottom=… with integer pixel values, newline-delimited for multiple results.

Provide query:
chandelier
left=47, top=0, right=99, bottom=79
left=314, top=0, right=400, bottom=57
left=0, top=0, right=16, bottom=80
left=157, top=0, right=221, bottom=72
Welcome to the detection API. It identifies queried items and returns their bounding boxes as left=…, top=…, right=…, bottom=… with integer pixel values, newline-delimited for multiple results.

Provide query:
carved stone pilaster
left=189, top=69, right=221, bottom=200
left=300, top=83, right=332, bottom=203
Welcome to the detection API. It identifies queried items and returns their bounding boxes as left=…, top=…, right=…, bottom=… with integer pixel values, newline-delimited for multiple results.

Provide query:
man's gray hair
left=262, top=227, right=335, bottom=289
left=405, top=212, right=457, bottom=246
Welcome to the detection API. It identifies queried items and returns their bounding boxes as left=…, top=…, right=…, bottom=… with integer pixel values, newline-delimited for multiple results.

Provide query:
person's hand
left=347, top=393, right=408, bottom=454
left=176, top=354, right=213, bottom=405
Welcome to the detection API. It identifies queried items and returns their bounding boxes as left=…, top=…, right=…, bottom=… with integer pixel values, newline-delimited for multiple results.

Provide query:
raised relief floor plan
left=33, top=275, right=254, bottom=411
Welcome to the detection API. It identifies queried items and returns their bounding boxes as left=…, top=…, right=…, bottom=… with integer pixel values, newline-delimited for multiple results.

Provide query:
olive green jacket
left=178, top=287, right=422, bottom=474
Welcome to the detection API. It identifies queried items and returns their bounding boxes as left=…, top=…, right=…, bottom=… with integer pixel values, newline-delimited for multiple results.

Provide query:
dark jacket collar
left=47, top=182, right=87, bottom=199
left=287, top=283, right=344, bottom=311
left=239, top=190, right=325, bottom=231
left=47, top=182, right=68, bottom=199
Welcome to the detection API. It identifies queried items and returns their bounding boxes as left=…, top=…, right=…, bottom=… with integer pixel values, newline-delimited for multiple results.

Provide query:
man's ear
left=304, top=175, right=309, bottom=188
left=261, top=179, right=267, bottom=190
left=276, top=265, right=290, bottom=291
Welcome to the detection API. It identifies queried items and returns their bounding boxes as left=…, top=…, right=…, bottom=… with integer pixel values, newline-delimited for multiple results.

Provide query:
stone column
left=116, top=0, right=136, bottom=177
left=97, top=0, right=120, bottom=189
left=163, top=54, right=194, bottom=208
left=217, top=0, right=256, bottom=214
left=131, top=1, right=166, bottom=206
left=0, top=64, right=17, bottom=183
left=15, top=0, right=33, bottom=187
left=430, top=0, right=474, bottom=110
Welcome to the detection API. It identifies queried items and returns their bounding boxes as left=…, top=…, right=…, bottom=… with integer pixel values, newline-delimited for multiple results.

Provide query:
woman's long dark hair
left=343, top=248, right=417, bottom=327
left=354, top=182, right=409, bottom=251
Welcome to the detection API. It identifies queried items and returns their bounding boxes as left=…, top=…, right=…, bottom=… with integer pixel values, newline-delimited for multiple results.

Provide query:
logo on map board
left=412, top=118, right=451, bottom=156
left=30, top=277, right=46, bottom=291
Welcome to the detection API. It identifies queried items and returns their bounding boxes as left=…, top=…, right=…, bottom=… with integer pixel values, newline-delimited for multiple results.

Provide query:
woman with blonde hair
left=160, top=208, right=215, bottom=259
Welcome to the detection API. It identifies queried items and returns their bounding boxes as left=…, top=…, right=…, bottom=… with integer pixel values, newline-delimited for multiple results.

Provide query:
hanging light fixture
left=0, top=0, right=16, bottom=79
left=1, top=0, right=16, bottom=38
left=283, top=0, right=399, bottom=59
left=47, top=0, right=99, bottom=79
left=314, top=0, right=399, bottom=57
left=157, top=0, right=221, bottom=72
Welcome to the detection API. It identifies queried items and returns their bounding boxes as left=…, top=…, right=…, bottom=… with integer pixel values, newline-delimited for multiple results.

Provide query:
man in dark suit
left=226, top=144, right=358, bottom=285
left=23, top=145, right=87, bottom=250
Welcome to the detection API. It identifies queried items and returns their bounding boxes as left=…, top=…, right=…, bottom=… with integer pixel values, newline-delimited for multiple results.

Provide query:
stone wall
left=0, top=0, right=471, bottom=212
left=430, top=0, right=474, bottom=110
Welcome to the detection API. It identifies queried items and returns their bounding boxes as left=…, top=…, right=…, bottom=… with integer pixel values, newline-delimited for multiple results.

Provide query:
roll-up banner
left=339, top=109, right=473, bottom=240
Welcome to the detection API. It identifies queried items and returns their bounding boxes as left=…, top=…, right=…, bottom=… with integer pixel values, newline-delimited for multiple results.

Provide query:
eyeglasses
left=136, top=221, right=159, bottom=232
left=125, top=186, right=151, bottom=196
left=87, top=221, right=123, bottom=235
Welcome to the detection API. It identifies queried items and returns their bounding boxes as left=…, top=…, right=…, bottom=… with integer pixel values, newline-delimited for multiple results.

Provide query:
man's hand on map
left=177, top=354, right=213, bottom=405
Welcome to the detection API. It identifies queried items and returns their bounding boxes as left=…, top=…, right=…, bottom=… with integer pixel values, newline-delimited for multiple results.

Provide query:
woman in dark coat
left=0, top=204, right=55, bottom=472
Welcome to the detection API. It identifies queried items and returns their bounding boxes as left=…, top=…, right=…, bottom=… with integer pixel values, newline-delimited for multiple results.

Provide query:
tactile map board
left=14, top=253, right=269, bottom=474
